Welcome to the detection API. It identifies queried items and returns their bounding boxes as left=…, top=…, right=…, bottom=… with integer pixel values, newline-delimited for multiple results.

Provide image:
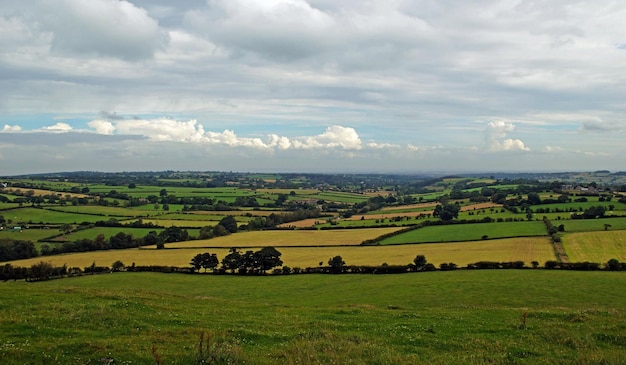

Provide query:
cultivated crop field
left=9, top=236, right=555, bottom=269
left=2, top=271, right=624, bottom=364
left=563, top=231, right=626, bottom=262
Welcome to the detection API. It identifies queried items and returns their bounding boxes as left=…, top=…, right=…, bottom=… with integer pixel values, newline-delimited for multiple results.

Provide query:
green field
left=380, top=221, right=547, bottom=244
left=558, top=218, right=626, bottom=233
left=2, top=271, right=624, bottom=364
left=0, top=228, right=58, bottom=242
left=2, top=207, right=106, bottom=224
left=54, top=227, right=200, bottom=242
left=46, top=205, right=148, bottom=217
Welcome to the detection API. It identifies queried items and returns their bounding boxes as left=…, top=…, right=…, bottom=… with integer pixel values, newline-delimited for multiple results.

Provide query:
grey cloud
left=37, top=0, right=167, bottom=60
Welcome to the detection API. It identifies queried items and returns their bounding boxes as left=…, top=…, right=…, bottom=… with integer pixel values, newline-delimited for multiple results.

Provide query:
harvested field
left=562, top=231, right=626, bottom=262
left=9, top=236, right=555, bottom=269
left=164, top=228, right=404, bottom=248
left=278, top=218, right=327, bottom=228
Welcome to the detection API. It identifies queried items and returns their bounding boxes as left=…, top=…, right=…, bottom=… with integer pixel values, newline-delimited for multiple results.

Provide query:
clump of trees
left=220, top=247, right=284, bottom=275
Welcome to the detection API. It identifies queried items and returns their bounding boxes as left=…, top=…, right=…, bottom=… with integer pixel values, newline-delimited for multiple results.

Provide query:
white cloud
left=88, top=119, right=116, bottom=134
left=42, top=122, right=73, bottom=132
left=485, top=121, right=530, bottom=151
left=87, top=116, right=363, bottom=151
left=2, top=125, right=22, bottom=132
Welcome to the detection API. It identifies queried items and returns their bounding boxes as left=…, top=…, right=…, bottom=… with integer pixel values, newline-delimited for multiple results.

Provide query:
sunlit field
left=562, top=231, right=626, bottom=262
left=9, top=236, right=555, bottom=269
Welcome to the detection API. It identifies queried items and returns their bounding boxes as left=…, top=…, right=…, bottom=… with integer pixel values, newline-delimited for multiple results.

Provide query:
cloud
left=88, top=119, right=116, bottom=134
left=581, top=121, right=614, bottom=132
left=485, top=121, right=530, bottom=151
left=2, top=125, right=22, bottom=132
left=185, top=0, right=336, bottom=61
left=37, top=0, right=166, bottom=60
left=87, top=116, right=363, bottom=151
left=42, top=122, right=73, bottom=132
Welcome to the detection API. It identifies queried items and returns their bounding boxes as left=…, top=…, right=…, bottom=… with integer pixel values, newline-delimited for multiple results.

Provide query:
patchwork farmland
left=1, top=171, right=626, bottom=364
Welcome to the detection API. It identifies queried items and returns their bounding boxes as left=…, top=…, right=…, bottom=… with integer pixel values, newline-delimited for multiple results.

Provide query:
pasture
left=2, top=207, right=105, bottom=224
left=0, top=228, right=57, bottom=242
left=2, top=271, right=624, bottom=364
left=558, top=217, right=626, bottom=233
left=380, top=221, right=548, bottom=244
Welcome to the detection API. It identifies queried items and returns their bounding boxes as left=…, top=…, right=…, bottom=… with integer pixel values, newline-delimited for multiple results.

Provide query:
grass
left=557, top=217, right=626, bottom=232
left=380, top=221, right=547, bottom=244
left=8, top=237, right=555, bottom=269
left=0, top=229, right=58, bottom=242
left=45, top=205, right=148, bottom=217
left=2, top=207, right=108, bottom=224
left=5, top=269, right=622, bottom=364
left=54, top=227, right=200, bottom=242
left=562, top=231, right=626, bottom=262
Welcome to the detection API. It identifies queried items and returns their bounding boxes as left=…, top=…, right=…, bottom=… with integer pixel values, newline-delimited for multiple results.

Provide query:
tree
left=432, top=204, right=460, bottom=221
left=526, top=192, right=541, bottom=205
left=111, top=260, right=125, bottom=272
left=254, top=247, right=283, bottom=273
left=607, top=258, right=621, bottom=271
left=328, top=255, right=346, bottom=274
left=200, top=252, right=219, bottom=272
left=221, top=248, right=242, bottom=273
left=159, top=226, right=189, bottom=243
left=190, top=253, right=203, bottom=272
left=29, top=261, right=54, bottom=281
left=218, top=216, right=238, bottom=234
left=60, top=224, right=72, bottom=234
left=413, top=255, right=427, bottom=271
left=212, top=224, right=229, bottom=237
left=159, top=189, right=168, bottom=197
left=199, top=226, right=215, bottom=240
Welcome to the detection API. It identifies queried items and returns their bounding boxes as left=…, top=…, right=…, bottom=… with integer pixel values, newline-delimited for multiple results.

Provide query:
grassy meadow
left=380, top=221, right=547, bottom=244
left=1, top=271, right=625, bottom=364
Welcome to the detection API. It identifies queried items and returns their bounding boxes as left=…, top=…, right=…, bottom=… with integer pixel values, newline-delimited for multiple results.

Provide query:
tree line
left=4, top=253, right=625, bottom=282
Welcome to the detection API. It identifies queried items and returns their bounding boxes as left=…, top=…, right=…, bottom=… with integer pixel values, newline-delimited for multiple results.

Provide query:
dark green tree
left=212, top=224, right=229, bottom=237
left=218, top=216, right=238, bottom=233
left=200, top=252, right=219, bottom=272
left=190, top=253, right=203, bottom=272
left=111, top=260, right=125, bottom=272
left=254, top=247, right=283, bottom=273
left=328, top=255, right=346, bottom=274
left=221, top=248, right=242, bottom=273
left=159, top=226, right=189, bottom=243
left=432, top=204, right=460, bottom=221
left=413, top=255, right=427, bottom=271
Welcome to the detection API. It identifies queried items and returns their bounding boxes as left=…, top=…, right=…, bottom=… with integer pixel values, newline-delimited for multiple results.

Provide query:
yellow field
left=256, top=188, right=319, bottom=195
left=188, top=210, right=280, bottom=217
left=380, top=202, right=437, bottom=211
left=164, top=228, right=404, bottom=248
left=8, top=237, right=555, bottom=269
left=1, top=187, right=88, bottom=198
left=141, top=219, right=219, bottom=227
left=278, top=218, right=327, bottom=228
left=562, top=231, right=626, bottom=262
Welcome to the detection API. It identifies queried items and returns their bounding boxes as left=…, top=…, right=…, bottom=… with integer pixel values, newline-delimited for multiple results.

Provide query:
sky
left=0, top=0, right=625, bottom=175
